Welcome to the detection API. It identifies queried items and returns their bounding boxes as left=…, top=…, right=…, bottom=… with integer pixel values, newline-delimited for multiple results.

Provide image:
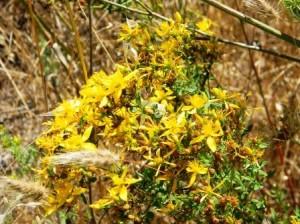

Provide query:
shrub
left=34, top=13, right=268, bottom=223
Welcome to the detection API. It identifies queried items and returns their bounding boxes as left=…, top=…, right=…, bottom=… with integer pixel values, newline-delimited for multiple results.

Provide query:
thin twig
left=195, top=36, right=300, bottom=63
left=0, top=59, right=34, bottom=117
left=79, top=1, right=115, bottom=65
left=27, top=0, right=48, bottom=112
left=200, top=0, right=300, bottom=47
left=66, top=0, right=88, bottom=83
left=96, top=0, right=300, bottom=64
left=234, top=0, right=274, bottom=131
left=88, top=0, right=93, bottom=76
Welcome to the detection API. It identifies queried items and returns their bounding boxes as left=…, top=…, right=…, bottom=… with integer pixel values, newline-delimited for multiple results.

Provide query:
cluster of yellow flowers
left=35, top=13, right=264, bottom=220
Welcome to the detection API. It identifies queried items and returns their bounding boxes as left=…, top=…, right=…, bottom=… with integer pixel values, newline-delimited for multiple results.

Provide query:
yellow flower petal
left=174, top=12, right=182, bottom=23
left=190, top=135, right=205, bottom=145
left=90, top=198, right=114, bottom=209
left=207, top=136, right=217, bottom=152
left=186, top=173, right=197, bottom=188
left=82, top=126, right=93, bottom=142
left=119, top=186, right=128, bottom=201
left=196, top=18, right=212, bottom=34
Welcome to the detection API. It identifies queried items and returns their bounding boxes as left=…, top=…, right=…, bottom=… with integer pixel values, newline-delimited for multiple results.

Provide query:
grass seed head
left=45, top=149, right=120, bottom=169
left=244, top=0, right=281, bottom=20
left=0, top=176, right=49, bottom=202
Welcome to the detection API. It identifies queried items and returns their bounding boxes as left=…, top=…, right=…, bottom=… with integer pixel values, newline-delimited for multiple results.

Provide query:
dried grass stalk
left=46, top=149, right=120, bottom=169
left=0, top=176, right=49, bottom=202
left=243, top=0, right=281, bottom=20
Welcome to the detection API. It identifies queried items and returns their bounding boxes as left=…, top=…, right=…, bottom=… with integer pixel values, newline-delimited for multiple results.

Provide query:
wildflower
left=36, top=134, right=63, bottom=153
left=161, top=112, right=187, bottom=143
left=102, top=69, right=137, bottom=103
left=212, top=88, right=227, bottom=100
left=150, top=87, right=176, bottom=104
left=143, top=148, right=176, bottom=176
left=191, top=116, right=223, bottom=152
left=46, top=180, right=86, bottom=215
left=109, top=167, right=140, bottom=201
left=80, top=71, right=107, bottom=102
left=196, top=18, right=213, bottom=34
left=119, top=23, right=140, bottom=41
left=60, top=126, right=96, bottom=151
left=186, top=160, right=208, bottom=187
left=194, top=174, right=225, bottom=202
left=182, top=93, right=208, bottom=112
left=156, top=21, right=174, bottom=37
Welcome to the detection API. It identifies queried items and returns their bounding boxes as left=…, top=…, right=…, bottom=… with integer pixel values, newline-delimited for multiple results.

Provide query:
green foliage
left=283, top=0, right=300, bottom=20
left=0, top=125, right=38, bottom=176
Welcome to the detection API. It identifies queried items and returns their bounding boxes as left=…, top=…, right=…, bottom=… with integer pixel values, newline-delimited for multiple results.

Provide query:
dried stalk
left=0, top=59, right=34, bottom=117
left=65, top=0, right=88, bottom=83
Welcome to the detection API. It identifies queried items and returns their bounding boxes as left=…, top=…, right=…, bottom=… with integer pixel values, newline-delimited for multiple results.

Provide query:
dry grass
left=0, top=176, right=49, bottom=224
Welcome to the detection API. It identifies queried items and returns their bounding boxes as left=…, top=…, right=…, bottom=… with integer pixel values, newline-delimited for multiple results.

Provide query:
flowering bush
left=35, top=13, right=267, bottom=223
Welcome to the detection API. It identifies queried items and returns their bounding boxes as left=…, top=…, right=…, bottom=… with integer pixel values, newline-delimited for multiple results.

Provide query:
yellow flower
left=80, top=68, right=137, bottom=103
left=291, top=217, right=300, bottom=224
left=80, top=71, right=107, bottom=102
left=98, top=117, right=113, bottom=137
left=161, top=112, right=187, bottom=142
left=156, top=21, right=174, bottom=37
left=174, top=12, right=182, bottom=23
left=196, top=18, right=213, bottom=34
left=193, top=173, right=225, bottom=202
left=103, top=69, right=137, bottom=103
left=80, top=84, right=106, bottom=102
left=109, top=167, right=140, bottom=201
left=36, top=134, right=63, bottom=153
left=190, top=117, right=223, bottom=152
left=49, top=99, right=82, bottom=131
left=240, top=146, right=264, bottom=162
left=160, top=39, right=179, bottom=55
left=186, top=160, right=208, bottom=188
left=212, top=88, right=228, bottom=100
left=182, top=93, right=208, bottom=112
left=91, top=167, right=140, bottom=210
left=45, top=179, right=87, bottom=215
left=119, top=23, right=140, bottom=41
left=150, top=87, right=176, bottom=103
left=143, top=148, right=176, bottom=176
left=60, top=126, right=96, bottom=151
left=157, top=202, right=176, bottom=214
left=139, top=118, right=161, bottom=140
